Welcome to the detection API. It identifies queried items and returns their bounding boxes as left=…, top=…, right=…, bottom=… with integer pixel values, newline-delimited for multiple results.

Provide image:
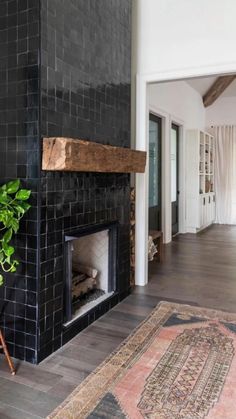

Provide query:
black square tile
left=0, top=0, right=131, bottom=364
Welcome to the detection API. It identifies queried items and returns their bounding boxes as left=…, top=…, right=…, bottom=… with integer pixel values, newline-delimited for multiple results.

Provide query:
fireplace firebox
left=64, top=222, right=118, bottom=325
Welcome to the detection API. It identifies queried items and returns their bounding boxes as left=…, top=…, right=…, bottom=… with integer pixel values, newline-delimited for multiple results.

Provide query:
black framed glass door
left=171, top=123, right=179, bottom=235
left=148, top=113, right=162, bottom=231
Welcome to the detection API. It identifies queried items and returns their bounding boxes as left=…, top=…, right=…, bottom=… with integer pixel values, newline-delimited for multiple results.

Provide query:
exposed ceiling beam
left=203, top=75, right=236, bottom=107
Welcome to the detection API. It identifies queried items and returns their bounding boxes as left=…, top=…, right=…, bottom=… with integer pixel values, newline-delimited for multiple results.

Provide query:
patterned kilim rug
left=48, top=302, right=236, bottom=419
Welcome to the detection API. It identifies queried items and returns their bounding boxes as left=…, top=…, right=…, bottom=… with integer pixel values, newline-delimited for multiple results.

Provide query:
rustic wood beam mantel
left=42, top=137, right=146, bottom=173
left=203, top=75, right=236, bottom=107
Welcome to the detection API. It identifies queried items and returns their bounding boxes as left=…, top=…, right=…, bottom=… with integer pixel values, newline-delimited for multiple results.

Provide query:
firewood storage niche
left=64, top=222, right=118, bottom=325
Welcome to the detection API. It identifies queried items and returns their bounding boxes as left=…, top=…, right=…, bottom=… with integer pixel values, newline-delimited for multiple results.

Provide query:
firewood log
left=72, top=262, right=98, bottom=279
left=72, top=273, right=87, bottom=283
left=72, top=277, right=97, bottom=298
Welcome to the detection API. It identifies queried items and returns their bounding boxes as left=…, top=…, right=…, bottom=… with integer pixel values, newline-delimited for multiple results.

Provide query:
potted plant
left=0, top=179, right=31, bottom=284
left=0, top=179, right=31, bottom=374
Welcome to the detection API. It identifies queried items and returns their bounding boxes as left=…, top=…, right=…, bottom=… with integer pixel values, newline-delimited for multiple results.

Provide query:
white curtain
left=213, top=125, right=236, bottom=225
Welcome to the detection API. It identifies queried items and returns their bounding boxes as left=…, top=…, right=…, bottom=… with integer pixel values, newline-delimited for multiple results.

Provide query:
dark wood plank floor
left=0, top=224, right=236, bottom=418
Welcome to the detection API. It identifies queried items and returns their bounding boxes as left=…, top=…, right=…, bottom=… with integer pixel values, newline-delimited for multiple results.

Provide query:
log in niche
left=42, top=137, right=146, bottom=173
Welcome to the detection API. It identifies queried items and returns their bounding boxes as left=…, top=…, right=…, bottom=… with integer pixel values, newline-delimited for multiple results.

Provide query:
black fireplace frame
left=64, top=221, right=119, bottom=324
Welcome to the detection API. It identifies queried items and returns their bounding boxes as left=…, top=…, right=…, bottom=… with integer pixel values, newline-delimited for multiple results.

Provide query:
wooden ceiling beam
left=203, top=75, right=236, bottom=107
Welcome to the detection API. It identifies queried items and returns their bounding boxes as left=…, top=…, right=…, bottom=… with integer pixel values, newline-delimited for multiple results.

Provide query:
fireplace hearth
left=64, top=222, right=118, bottom=325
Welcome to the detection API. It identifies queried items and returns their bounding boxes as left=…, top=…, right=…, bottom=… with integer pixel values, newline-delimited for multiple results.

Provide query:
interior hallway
left=0, top=225, right=235, bottom=418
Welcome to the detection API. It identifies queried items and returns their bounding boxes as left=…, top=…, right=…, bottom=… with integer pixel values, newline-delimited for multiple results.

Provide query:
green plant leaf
left=5, top=255, right=11, bottom=265
left=13, top=204, right=25, bottom=215
left=6, top=246, right=14, bottom=257
left=6, top=179, right=20, bottom=194
left=0, top=191, right=9, bottom=204
left=0, top=210, right=14, bottom=229
left=16, top=189, right=31, bottom=201
left=2, top=242, right=14, bottom=257
left=6, top=215, right=14, bottom=229
left=11, top=219, right=19, bottom=233
left=19, top=202, right=31, bottom=212
left=3, top=228, right=12, bottom=243
left=13, top=202, right=31, bottom=216
left=0, top=180, right=31, bottom=285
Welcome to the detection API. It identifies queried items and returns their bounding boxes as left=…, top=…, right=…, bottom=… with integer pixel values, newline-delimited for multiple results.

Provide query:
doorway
left=148, top=113, right=162, bottom=231
left=135, top=68, right=236, bottom=287
left=171, top=123, right=179, bottom=236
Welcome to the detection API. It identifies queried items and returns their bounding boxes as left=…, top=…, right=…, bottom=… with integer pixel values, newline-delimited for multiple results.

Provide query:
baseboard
left=185, top=227, right=197, bottom=233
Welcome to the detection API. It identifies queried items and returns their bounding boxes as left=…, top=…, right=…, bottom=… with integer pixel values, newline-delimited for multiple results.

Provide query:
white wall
left=131, top=0, right=138, bottom=149
left=149, top=81, right=205, bottom=129
left=206, top=97, right=236, bottom=126
left=137, top=0, right=236, bottom=77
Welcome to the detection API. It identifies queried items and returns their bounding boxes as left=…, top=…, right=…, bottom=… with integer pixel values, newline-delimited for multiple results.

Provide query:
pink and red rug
left=48, top=302, right=236, bottom=418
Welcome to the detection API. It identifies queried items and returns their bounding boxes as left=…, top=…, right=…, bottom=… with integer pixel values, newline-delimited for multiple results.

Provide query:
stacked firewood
left=130, top=187, right=135, bottom=287
left=72, top=263, right=98, bottom=299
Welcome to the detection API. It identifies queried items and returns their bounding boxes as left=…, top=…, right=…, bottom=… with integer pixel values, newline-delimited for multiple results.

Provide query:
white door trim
left=135, top=63, right=236, bottom=287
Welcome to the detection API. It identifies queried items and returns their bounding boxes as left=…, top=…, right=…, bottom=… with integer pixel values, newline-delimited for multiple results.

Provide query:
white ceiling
left=187, top=76, right=236, bottom=98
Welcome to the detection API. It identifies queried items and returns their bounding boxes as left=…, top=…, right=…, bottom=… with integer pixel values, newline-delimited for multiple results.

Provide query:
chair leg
left=0, top=330, right=16, bottom=375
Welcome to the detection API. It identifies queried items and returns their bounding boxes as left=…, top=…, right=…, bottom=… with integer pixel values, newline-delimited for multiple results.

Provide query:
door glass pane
left=149, top=120, right=159, bottom=207
left=171, top=128, right=177, bottom=203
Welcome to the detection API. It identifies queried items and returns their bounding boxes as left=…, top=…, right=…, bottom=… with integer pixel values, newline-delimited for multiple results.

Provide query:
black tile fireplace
left=0, top=0, right=132, bottom=363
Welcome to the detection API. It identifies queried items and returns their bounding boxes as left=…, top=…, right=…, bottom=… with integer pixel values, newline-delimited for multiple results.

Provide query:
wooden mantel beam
left=203, top=75, right=236, bottom=107
left=42, top=137, right=147, bottom=173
